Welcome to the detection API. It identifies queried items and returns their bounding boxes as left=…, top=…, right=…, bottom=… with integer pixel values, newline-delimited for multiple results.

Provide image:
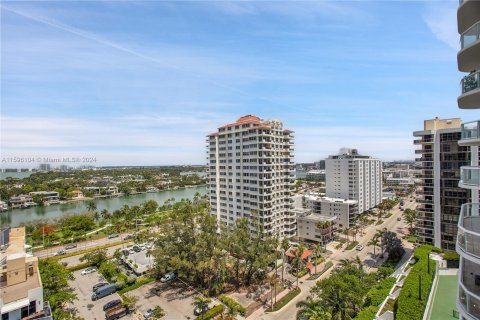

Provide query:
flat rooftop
left=426, top=271, right=459, bottom=320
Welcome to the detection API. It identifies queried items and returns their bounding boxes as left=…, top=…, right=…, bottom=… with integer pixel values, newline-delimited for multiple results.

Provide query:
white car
left=355, top=245, right=364, bottom=251
left=81, top=267, right=97, bottom=275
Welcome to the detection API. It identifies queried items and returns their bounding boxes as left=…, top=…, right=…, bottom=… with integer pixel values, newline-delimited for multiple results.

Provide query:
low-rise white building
left=29, top=191, right=60, bottom=204
left=295, top=208, right=336, bottom=244
left=302, top=194, right=358, bottom=229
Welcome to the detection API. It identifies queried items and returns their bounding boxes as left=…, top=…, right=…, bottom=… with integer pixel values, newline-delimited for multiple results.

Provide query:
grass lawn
left=345, top=241, right=359, bottom=250
left=428, top=275, right=458, bottom=320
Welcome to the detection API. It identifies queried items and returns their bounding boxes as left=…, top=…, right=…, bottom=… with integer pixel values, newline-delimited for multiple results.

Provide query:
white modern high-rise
left=456, top=1, right=480, bottom=319
left=206, top=115, right=296, bottom=238
left=325, top=148, right=382, bottom=215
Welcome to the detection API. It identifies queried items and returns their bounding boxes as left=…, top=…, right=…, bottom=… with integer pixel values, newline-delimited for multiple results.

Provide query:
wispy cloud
left=423, top=2, right=458, bottom=50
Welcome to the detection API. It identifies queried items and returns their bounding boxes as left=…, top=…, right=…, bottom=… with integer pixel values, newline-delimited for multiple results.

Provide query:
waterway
left=1, top=185, right=207, bottom=227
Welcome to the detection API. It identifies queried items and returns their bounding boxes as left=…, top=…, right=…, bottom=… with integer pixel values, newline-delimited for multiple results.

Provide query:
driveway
left=69, top=269, right=130, bottom=320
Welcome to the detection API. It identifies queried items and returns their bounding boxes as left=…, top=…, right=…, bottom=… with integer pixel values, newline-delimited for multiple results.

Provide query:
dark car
left=103, top=299, right=122, bottom=311
left=122, top=249, right=130, bottom=256
left=92, top=282, right=108, bottom=292
left=133, top=245, right=142, bottom=253
left=65, top=244, right=77, bottom=250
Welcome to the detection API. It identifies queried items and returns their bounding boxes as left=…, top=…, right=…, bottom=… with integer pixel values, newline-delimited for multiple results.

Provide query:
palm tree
left=100, top=209, right=109, bottom=221
left=368, top=236, right=380, bottom=256
left=87, top=200, right=97, bottom=213
left=354, top=256, right=362, bottom=270
left=293, top=245, right=306, bottom=288
left=338, top=258, right=354, bottom=269
left=281, top=238, right=290, bottom=287
left=224, top=303, right=239, bottom=320
left=375, top=230, right=385, bottom=258
left=268, top=273, right=276, bottom=308
left=344, top=227, right=350, bottom=244
left=377, top=202, right=386, bottom=222
left=192, top=296, right=211, bottom=319
left=297, top=296, right=332, bottom=320
left=313, top=243, right=322, bottom=274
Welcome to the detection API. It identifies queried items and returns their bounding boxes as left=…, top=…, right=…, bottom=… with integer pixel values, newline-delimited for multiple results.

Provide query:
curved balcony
left=460, top=166, right=480, bottom=189
left=458, top=0, right=480, bottom=34
left=457, top=203, right=480, bottom=264
left=458, top=22, right=480, bottom=72
left=459, top=120, right=480, bottom=146
left=459, top=71, right=480, bottom=109
left=458, top=280, right=480, bottom=320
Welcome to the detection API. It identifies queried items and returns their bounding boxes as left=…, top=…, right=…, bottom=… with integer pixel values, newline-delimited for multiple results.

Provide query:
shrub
left=396, top=245, right=437, bottom=320
left=118, top=277, right=154, bottom=294
left=219, top=295, right=246, bottom=316
left=196, top=304, right=224, bottom=320
left=346, top=241, right=359, bottom=250
left=364, top=277, right=396, bottom=307
left=307, top=261, right=333, bottom=280
left=354, top=306, right=379, bottom=320
left=443, top=252, right=460, bottom=261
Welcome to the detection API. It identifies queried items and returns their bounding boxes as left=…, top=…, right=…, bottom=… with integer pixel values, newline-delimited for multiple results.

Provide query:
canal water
left=1, top=185, right=207, bottom=227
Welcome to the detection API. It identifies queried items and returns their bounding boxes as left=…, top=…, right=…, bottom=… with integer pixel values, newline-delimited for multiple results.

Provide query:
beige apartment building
left=0, top=228, right=45, bottom=320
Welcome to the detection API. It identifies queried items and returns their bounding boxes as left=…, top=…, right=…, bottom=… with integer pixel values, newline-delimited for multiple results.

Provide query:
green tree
left=382, top=231, right=404, bottom=262
left=297, top=296, right=332, bottom=320
left=313, top=242, right=322, bottom=274
left=192, top=296, right=211, bottom=319
left=368, top=236, right=380, bottom=256
left=281, top=238, right=290, bottom=287
left=293, top=244, right=306, bottom=288
left=39, top=259, right=77, bottom=319
left=87, top=200, right=97, bottom=213
left=80, top=248, right=107, bottom=267
left=402, top=208, right=418, bottom=235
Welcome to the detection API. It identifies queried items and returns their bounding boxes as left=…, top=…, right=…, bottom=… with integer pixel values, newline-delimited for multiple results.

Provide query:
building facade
left=325, top=148, right=382, bottom=215
left=295, top=208, right=336, bottom=244
left=302, top=194, right=358, bottom=229
left=0, top=228, right=47, bottom=320
left=413, top=118, right=471, bottom=251
left=456, top=1, right=480, bottom=319
left=207, top=115, right=296, bottom=238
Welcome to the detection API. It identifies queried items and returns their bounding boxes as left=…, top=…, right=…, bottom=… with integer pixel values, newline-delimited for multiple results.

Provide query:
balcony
left=457, top=0, right=480, bottom=34
left=458, top=21, right=480, bottom=72
left=459, top=120, right=480, bottom=146
left=459, top=71, right=480, bottom=108
left=460, top=166, right=480, bottom=189
left=458, top=280, right=480, bottom=320
left=457, top=203, right=480, bottom=263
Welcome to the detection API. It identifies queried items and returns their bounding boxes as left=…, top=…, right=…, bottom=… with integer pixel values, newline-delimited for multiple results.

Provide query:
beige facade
left=1, top=228, right=44, bottom=320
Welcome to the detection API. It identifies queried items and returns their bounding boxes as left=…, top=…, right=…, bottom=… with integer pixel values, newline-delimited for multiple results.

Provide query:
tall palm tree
left=354, top=256, right=362, bottom=270
left=281, top=238, right=290, bottom=287
left=313, top=243, right=322, bottom=274
left=293, top=245, right=306, bottom=288
left=268, top=273, right=276, bottom=308
left=338, top=258, right=354, bottom=269
left=368, top=236, right=380, bottom=256
left=87, top=200, right=97, bottom=213
left=297, top=296, right=332, bottom=320
left=402, top=208, right=418, bottom=235
left=344, top=227, right=350, bottom=244
left=192, top=296, right=211, bottom=319
left=375, top=230, right=385, bottom=258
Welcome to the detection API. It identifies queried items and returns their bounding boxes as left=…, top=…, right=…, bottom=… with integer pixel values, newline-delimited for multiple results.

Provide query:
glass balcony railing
left=458, top=281, right=480, bottom=319
left=460, top=166, right=480, bottom=187
left=457, top=203, right=480, bottom=259
left=462, top=120, right=480, bottom=141
left=461, top=71, right=480, bottom=94
left=461, top=21, right=480, bottom=49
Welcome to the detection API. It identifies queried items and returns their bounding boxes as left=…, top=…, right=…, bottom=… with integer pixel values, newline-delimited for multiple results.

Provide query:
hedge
left=395, top=245, right=437, bottom=320
left=346, top=241, right=359, bottom=250
left=118, top=277, right=154, bottom=294
left=68, top=261, right=94, bottom=271
left=364, top=277, right=396, bottom=307
left=219, top=295, right=246, bottom=316
left=266, top=288, right=301, bottom=312
left=443, top=252, right=460, bottom=261
left=195, top=304, right=224, bottom=320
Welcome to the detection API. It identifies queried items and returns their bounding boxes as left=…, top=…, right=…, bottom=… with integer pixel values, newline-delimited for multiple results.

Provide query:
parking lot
left=129, top=280, right=206, bottom=319
left=69, top=269, right=131, bottom=320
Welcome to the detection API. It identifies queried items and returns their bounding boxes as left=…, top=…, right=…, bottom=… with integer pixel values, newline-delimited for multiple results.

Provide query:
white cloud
left=423, top=2, right=459, bottom=50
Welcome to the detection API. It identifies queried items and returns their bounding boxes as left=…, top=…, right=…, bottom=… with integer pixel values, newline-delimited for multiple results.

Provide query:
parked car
left=92, top=283, right=116, bottom=301
left=145, top=243, right=153, bottom=249
left=93, top=282, right=108, bottom=292
left=355, top=245, right=364, bottom=251
left=129, top=248, right=135, bottom=254
left=133, top=245, right=142, bottom=253
left=103, top=299, right=122, bottom=311
left=194, top=305, right=209, bottom=316
left=397, top=217, right=402, bottom=221
left=105, top=305, right=128, bottom=320
left=123, top=234, right=133, bottom=240
left=143, top=308, right=154, bottom=319
left=54, top=249, right=67, bottom=256
left=82, top=267, right=97, bottom=275
left=400, top=208, right=404, bottom=211
left=160, top=272, right=176, bottom=282
left=122, top=249, right=130, bottom=256
left=65, top=244, right=77, bottom=250
left=108, top=233, right=119, bottom=239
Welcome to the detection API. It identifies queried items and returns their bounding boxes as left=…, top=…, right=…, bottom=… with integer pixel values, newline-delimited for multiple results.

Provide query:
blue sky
left=0, top=1, right=474, bottom=166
